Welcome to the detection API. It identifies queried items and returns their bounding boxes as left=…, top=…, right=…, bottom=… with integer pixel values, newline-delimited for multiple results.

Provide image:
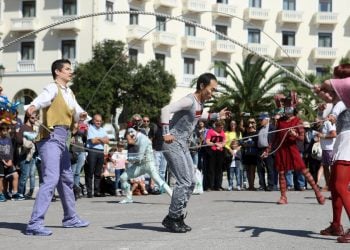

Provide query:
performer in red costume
left=315, top=64, right=350, bottom=243
left=273, top=91, right=325, bottom=205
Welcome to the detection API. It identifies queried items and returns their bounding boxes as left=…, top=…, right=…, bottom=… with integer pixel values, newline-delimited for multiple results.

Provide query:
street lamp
left=0, top=65, right=5, bottom=84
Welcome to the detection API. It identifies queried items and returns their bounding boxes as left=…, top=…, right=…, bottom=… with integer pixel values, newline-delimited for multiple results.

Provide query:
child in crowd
left=228, top=140, right=242, bottom=191
left=105, top=142, right=127, bottom=196
left=130, top=176, right=148, bottom=195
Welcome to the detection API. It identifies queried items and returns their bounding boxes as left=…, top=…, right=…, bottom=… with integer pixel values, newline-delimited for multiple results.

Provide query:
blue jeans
left=285, top=170, right=294, bottom=188
left=71, top=151, right=86, bottom=186
left=18, top=158, right=35, bottom=195
left=228, top=162, right=241, bottom=188
left=153, top=151, right=167, bottom=189
left=114, top=169, right=125, bottom=190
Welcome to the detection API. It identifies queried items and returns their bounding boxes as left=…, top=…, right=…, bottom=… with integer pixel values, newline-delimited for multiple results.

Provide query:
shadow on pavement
left=105, top=222, right=168, bottom=232
left=236, top=226, right=334, bottom=241
left=0, top=222, right=27, bottom=233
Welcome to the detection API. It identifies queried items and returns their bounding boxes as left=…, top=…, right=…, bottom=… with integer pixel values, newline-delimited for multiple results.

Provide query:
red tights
left=330, top=161, right=350, bottom=226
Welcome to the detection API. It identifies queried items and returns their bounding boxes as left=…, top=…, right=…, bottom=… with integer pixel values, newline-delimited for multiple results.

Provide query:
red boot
left=302, top=169, right=325, bottom=205
left=277, top=171, right=288, bottom=205
left=320, top=222, right=344, bottom=236
left=337, top=229, right=350, bottom=243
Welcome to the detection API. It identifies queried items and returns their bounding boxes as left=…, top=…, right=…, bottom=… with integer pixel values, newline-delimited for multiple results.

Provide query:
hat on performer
left=331, top=77, right=350, bottom=108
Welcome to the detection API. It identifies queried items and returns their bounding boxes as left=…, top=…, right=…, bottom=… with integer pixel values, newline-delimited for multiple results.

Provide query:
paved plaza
left=1, top=186, right=349, bottom=250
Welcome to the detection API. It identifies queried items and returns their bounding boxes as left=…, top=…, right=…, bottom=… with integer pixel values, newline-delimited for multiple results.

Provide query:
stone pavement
left=0, top=189, right=348, bottom=250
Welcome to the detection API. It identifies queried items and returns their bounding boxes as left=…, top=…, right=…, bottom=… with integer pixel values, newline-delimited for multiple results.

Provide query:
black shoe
left=87, top=193, right=93, bottom=198
left=162, top=215, right=187, bottom=233
left=94, top=193, right=106, bottom=197
left=73, top=185, right=81, bottom=200
left=179, top=214, right=192, bottom=232
left=150, top=189, right=161, bottom=195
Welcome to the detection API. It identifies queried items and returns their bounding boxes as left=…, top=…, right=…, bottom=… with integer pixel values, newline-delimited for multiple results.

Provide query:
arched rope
left=0, top=10, right=313, bottom=89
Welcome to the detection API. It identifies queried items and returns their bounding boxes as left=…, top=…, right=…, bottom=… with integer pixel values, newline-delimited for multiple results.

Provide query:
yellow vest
left=38, top=85, right=75, bottom=140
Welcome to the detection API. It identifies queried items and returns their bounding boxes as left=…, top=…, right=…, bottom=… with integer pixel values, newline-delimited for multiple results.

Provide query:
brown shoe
left=320, top=223, right=344, bottom=236
left=337, top=229, right=350, bottom=243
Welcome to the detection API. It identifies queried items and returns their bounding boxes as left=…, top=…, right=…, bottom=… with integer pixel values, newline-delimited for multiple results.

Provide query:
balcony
left=10, top=18, right=38, bottom=32
left=279, top=10, right=303, bottom=24
left=17, top=60, right=35, bottom=72
left=277, top=46, right=302, bottom=58
left=183, top=0, right=209, bottom=14
left=314, top=12, right=338, bottom=25
left=127, top=25, right=150, bottom=42
left=154, top=0, right=178, bottom=8
left=182, top=36, right=206, bottom=50
left=313, top=47, right=337, bottom=60
left=51, top=16, right=81, bottom=32
left=211, top=40, right=235, bottom=54
left=212, top=3, right=237, bottom=18
left=244, top=7, right=270, bottom=21
left=181, top=74, right=196, bottom=87
left=243, top=43, right=270, bottom=57
left=153, top=31, right=177, bottom=47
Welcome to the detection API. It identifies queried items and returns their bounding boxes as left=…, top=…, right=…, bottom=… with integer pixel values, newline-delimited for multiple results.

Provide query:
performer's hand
left=163, top=134, right=175, bottom=143
left=219, top=107, right=231, bottom=120
left=314, top=80, right=336, bottom=103
left=26, top=105, right=36, bottom=116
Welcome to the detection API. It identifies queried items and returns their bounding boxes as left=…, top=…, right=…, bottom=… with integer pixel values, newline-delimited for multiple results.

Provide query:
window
left=248, top=29, right=261, bottom=43
left=63, top=0, right=77, bottom=15
left=319, top=0, right=332, bottom=12
left=318, top=33, right=332, bottom=47
left=130, top=8, right=138, bottom=25
left=156, top=16, right=166, bottom=31
left=129, top=48, right=138, bottom=64
left=185, top=23, right=196, bottom=36
left=215, top=25, right=227, bottom=40
left=155, top=53, right=165, bottom=68
left=283, top=0, right=296, bottom=10
left=22, top=1, right=36, bottom=17
left=106, top=1, right=114, bottom=22
left=62, top=40, right=76, bottom=60
left=13, top=89, right=37, bottom=117
left=217, top=0, right=228, bottom=4
left=184, top=58, right=195, bottom=75
left=316, top=67, right=328, bottom=77
left=249, top=0, right=261, bottom=8
left=214, top=61, right=227, bottom=78
left=282, top=31, right=295, bottom=46
left=21, top=42, right=35, bottom=60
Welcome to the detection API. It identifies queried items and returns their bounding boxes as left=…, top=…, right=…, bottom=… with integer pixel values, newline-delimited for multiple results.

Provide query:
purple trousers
left=27, top=127, right=78, bottom=230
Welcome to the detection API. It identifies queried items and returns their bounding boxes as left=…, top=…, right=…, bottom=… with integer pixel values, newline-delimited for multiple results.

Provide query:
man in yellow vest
left=25, top=59, right=89, bottom=236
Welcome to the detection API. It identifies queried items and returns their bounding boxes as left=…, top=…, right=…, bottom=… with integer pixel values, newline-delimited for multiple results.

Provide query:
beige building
left=0, top=0, right=348, bottom=116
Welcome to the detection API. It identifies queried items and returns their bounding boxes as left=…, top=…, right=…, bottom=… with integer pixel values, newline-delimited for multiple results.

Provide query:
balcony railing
left=182, top=36, right=206, bottom=50
left=17, top=60, right=35, bottom=72
left=313, top=47, right=337, bottom=60
left=51, top=16, right=81, bottom=31
left=10, top=18, right=38, bottom=32
left=278, top=46, right=302, bottom=58
left=127, top=25, right=150, bottom=42
left=212, top=3, right=237, bottom=18
left=279, top=10, right=303, bottom=24
left=183, top=0, right=208, bottom=13
left=245, top=7, right=270, bottom=21
left=211, top=40, right=235, bottom=54
left=181, top=74, right=196, bottom=87
left=153, top=31, right=177, bottom=47
left=244, top=43, right=270, bottom=57
left=154, top=0, right=178, bottom=8
left=314, top=12, right=338, bottom=25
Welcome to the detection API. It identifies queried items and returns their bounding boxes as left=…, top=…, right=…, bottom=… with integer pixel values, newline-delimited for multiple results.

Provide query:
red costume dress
left=273, top=114, right=325, bottom=205
left=275, top=116, right=305, bottom=172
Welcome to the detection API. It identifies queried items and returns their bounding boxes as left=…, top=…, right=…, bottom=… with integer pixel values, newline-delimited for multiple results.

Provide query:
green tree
left=71, top=39, right=176, bottom=123
left=211, top=54, right=287, bottom=119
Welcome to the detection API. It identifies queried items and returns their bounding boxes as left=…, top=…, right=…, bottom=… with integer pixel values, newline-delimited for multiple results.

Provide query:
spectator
left=228, top=139, right=242, bottom=191
left=85, top=114, right=109, bottom=198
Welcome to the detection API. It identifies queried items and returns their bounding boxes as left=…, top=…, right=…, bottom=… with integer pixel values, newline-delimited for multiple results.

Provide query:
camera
left=242, top=112, right=251, bottom=117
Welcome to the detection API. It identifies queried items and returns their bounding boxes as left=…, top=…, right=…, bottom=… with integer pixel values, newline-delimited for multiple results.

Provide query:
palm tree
left=210, top=53, right=287, bottom=119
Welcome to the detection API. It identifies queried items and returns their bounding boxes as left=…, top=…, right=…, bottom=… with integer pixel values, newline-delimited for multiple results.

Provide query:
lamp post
left=0, top=65, right=5, bottom=84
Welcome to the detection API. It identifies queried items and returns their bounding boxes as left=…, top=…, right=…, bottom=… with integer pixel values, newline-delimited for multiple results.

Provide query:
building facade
left=0, top=0, right=348, bottom=116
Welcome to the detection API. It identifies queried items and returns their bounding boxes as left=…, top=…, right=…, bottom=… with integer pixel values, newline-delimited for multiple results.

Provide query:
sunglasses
left=143, top=120, right=150, bottom=123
